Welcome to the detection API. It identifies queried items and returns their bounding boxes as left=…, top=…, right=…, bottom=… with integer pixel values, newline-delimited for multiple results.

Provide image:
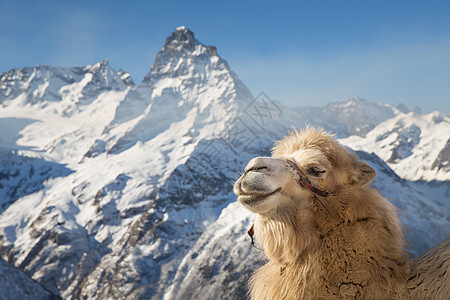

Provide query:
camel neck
left=254, top=209, right=319, bottom=265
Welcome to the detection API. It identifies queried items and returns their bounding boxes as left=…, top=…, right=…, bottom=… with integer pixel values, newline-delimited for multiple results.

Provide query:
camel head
left=234, top=127, right=377, bottom=259
left=235, top=127, right=376, bottom=216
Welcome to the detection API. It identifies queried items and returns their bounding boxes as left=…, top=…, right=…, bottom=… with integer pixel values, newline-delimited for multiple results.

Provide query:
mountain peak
left=0, top=60, right=130, bottom=107
left=163, top=26, right=197, bottom=52
left=141, top=28, right=229, bottom=87
left=89, top=59, right=109, bottom=69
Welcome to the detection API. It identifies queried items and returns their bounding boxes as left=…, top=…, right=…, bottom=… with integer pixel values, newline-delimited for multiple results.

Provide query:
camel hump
left=407, top=238, right=450, bottom=299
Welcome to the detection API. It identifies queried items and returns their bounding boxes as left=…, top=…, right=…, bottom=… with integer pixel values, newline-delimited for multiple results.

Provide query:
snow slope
left=0, top=27, right=448, bottom=299
left=0, top=257, right=59, bottom=300
left=340, top=111, right=450, bottom=181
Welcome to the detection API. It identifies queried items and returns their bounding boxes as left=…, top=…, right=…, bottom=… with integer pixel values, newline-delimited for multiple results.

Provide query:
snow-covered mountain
left=0, top=60, right=131, bottom=111
left=0, top=257, right=59, bottom=300
left=301, top=97, right=398, bottom=137
left=0, top=27, right=448, bottom=299
left=340, top=110, right=450, bottom=181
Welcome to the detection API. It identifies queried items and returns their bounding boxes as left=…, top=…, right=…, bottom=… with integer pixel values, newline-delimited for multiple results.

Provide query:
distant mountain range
left=0, top=26, right=448, bottom=299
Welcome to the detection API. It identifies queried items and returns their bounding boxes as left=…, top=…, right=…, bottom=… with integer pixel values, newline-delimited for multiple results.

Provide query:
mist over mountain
left=0, top=27, right=449, bottom=299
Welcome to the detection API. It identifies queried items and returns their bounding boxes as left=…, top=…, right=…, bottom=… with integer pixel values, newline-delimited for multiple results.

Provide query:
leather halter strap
left=246, top=159, right=341, bottom=249
left=285, top=159, right=341, bottom=222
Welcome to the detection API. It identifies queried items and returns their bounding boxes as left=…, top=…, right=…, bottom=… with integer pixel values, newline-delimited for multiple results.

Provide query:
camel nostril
left=246, top=166, right=269, bottom=173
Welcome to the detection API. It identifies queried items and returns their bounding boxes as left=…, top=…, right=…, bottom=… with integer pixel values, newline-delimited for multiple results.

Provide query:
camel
left=234, top=127, right=449, bottom=299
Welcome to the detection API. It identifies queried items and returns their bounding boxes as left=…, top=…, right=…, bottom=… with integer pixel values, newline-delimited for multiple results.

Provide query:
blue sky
left=1, top=0, right=449, bottom=114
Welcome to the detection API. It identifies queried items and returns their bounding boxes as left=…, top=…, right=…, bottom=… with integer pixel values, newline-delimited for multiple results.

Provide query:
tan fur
left=406, top=239, right=450, bottom=299
left=236, top=127, right=449, bottom=300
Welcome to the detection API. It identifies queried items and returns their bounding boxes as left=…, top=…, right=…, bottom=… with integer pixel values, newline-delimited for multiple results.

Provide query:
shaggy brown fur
left=407, top=239, right=450, bottom=299
left=234, top=127, right=449, bottom=300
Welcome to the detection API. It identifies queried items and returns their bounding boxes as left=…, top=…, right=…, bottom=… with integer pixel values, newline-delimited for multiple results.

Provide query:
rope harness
left=285, top=159, right=340, bottom=222
left=247, top=159, right=341, bottom=247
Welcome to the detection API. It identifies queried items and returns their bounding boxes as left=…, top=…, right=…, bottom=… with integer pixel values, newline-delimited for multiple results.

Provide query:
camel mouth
left=238, top=187, right=282, bottom=206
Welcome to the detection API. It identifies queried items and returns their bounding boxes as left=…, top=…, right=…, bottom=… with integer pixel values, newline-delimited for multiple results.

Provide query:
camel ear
left=355, top=161, right=376, bottom=186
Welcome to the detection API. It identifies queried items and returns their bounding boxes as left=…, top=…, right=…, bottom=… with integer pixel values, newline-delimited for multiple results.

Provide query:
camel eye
left=306, top=167, right=326, bottom=177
